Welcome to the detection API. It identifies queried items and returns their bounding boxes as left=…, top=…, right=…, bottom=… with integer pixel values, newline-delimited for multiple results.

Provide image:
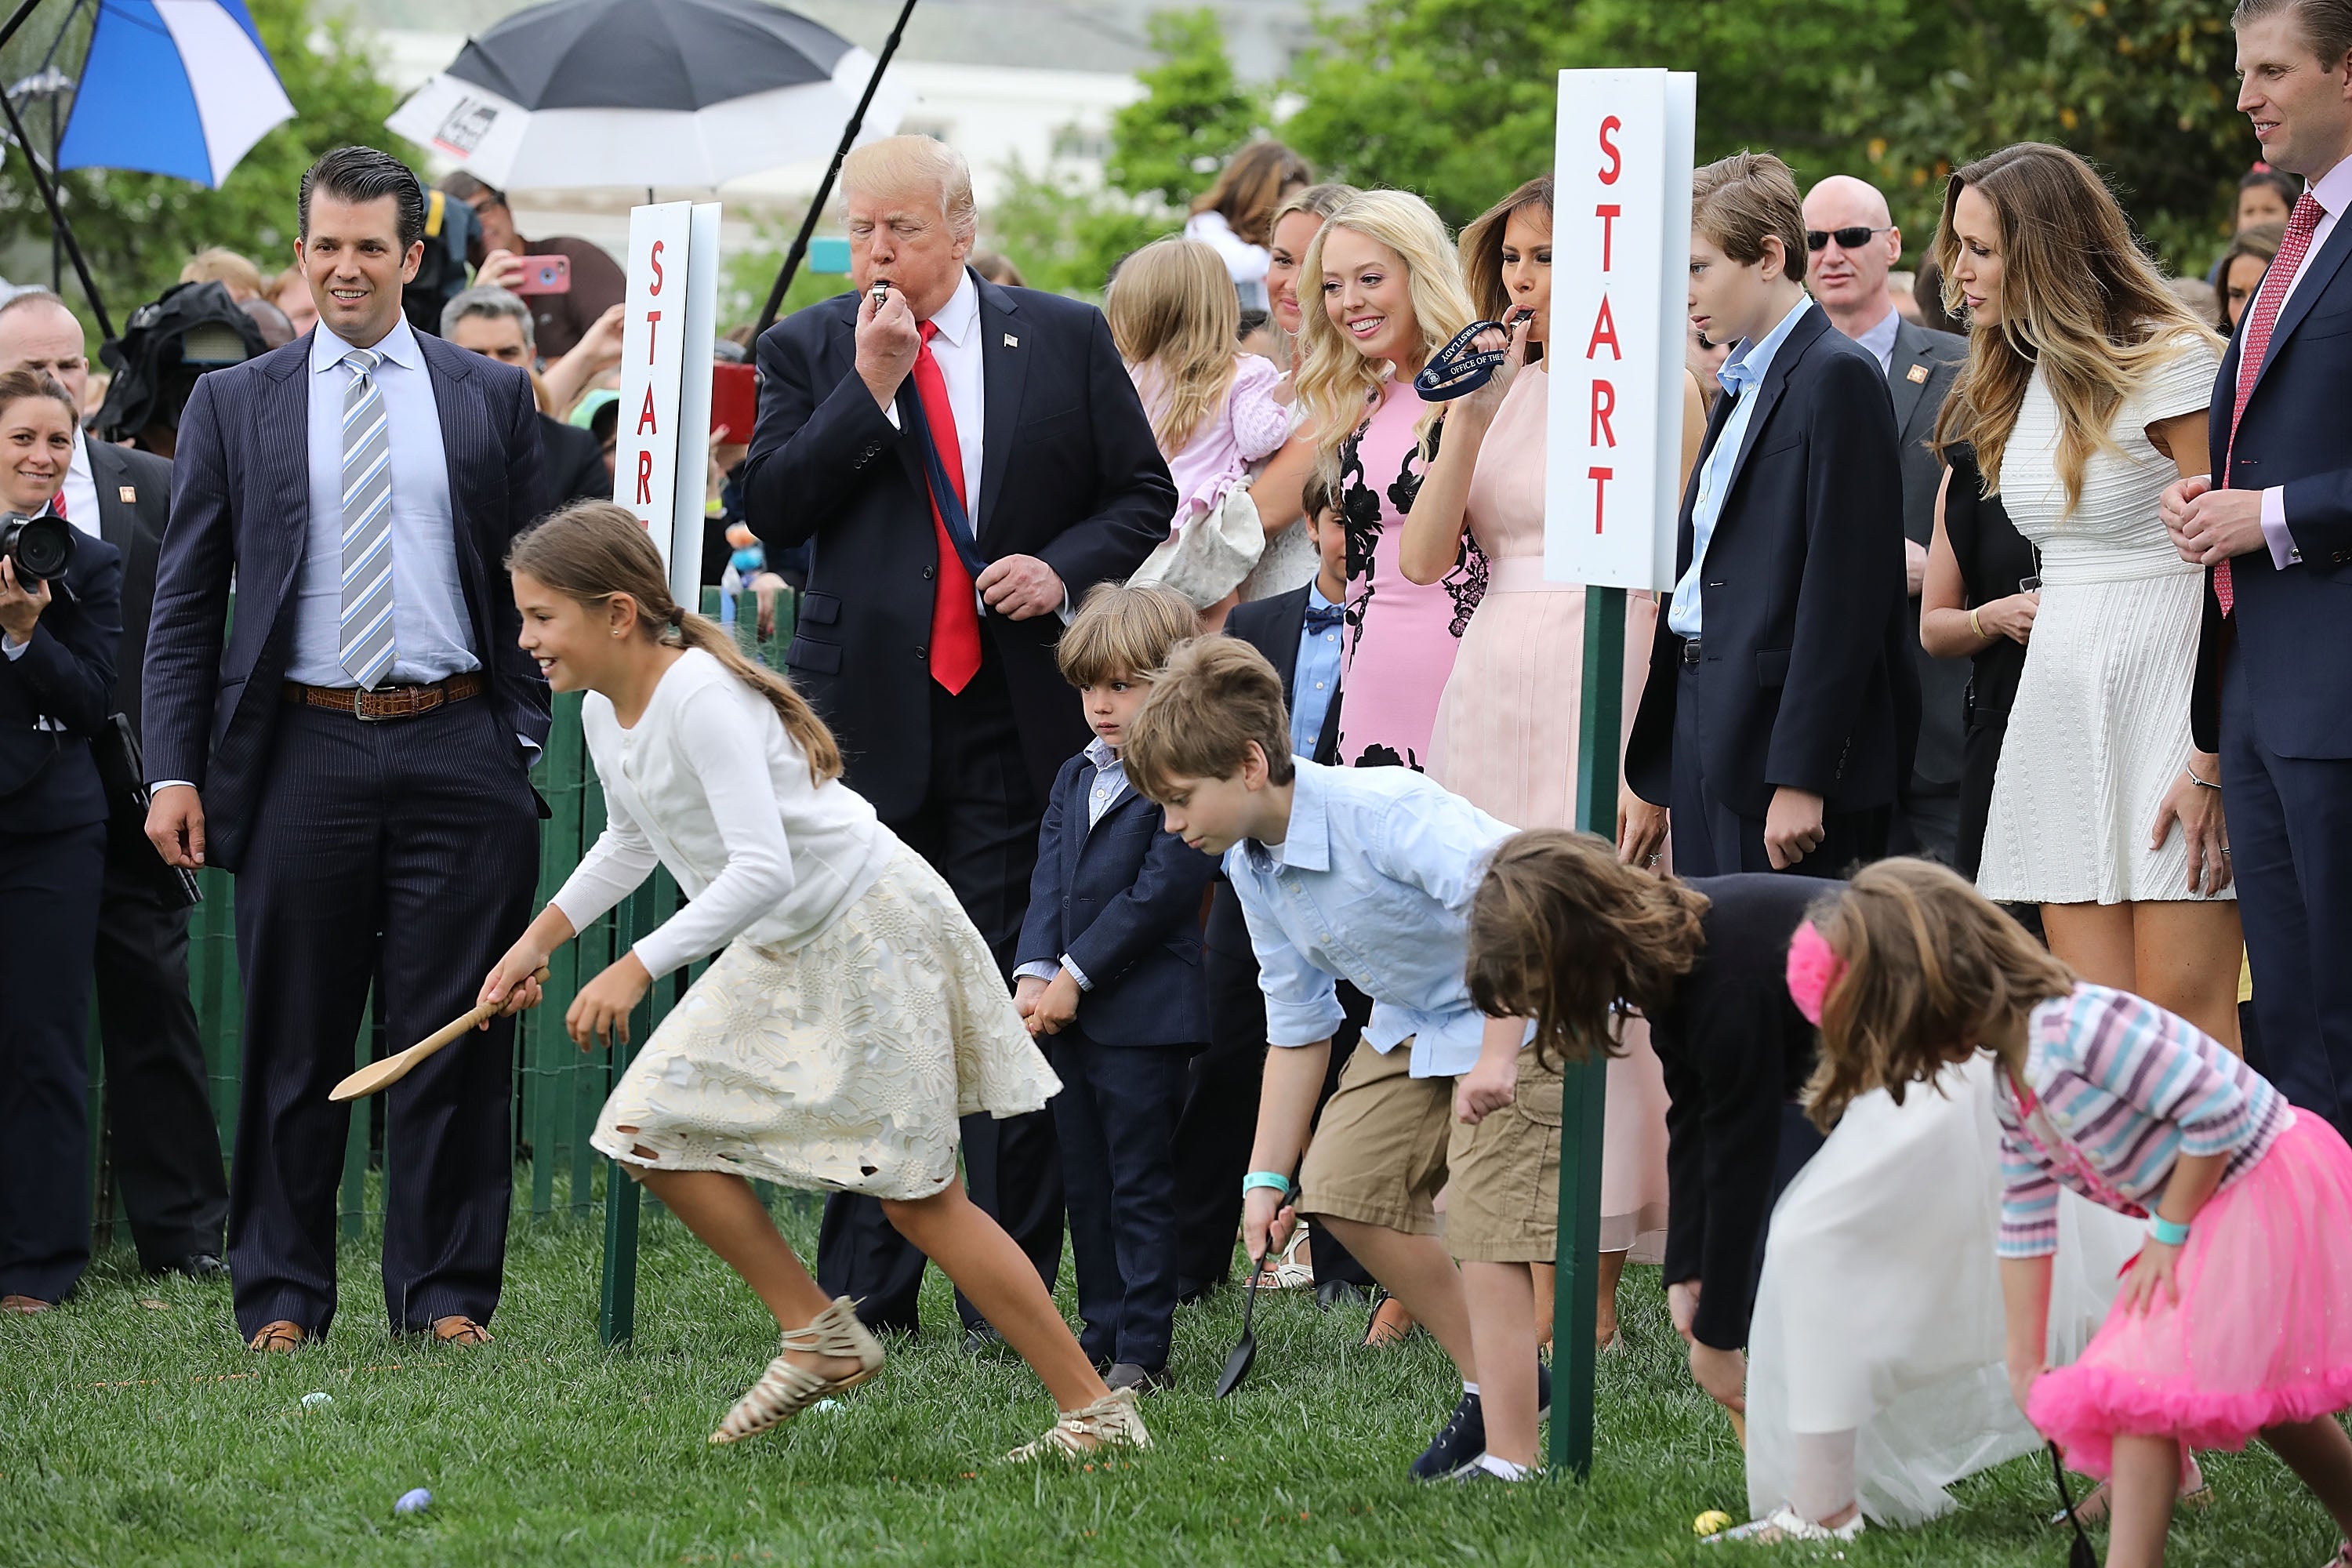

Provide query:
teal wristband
left=2148, top=1214, right=2191, bottom=1247
left=1242, top=1171, right=1293, bottom=1200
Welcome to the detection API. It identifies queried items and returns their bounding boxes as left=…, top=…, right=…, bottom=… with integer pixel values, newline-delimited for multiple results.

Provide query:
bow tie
left=1305, top=602, right=1344, bottom=633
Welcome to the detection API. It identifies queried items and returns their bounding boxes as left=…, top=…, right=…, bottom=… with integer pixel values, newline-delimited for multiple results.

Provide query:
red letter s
left=1598, top=116, right=1623, bottom=185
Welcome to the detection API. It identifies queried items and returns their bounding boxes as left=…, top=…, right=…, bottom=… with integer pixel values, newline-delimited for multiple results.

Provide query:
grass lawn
left=3, top=1187, right=2339, bottom=1567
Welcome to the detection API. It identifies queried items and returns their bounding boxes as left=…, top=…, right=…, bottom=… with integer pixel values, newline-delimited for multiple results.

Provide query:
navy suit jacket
left=740, top=271, right=1176, bottom=817
left=1014, top=749, right=1214, bottom=1048
left=0, top=532, right=121, bottom=832
left=86, top=439, right=172, bottom=741
left=1625, top=306, right=1915, bottom=818
left=2194, top=208, right=2352, bottom=759
left=143, top=328, right=553, bottom=872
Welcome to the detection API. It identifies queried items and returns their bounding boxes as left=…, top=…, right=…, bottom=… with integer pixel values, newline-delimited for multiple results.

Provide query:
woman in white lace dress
left=478, top=504, right=1147, bottom=1463
left=1934, top=143, right=2242, bottom=1047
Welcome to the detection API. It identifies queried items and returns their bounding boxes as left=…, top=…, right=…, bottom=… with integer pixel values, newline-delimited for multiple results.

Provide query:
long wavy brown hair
left=1465, top=831, right=1711, bottom=1071
left=1802, top=858, right=2074, bottom=1130
left=508, top=502, right=843, bottom=785
left=1457, top=176, right=1552, bottom=363
left=1929, top=143, right=2222, bottom=511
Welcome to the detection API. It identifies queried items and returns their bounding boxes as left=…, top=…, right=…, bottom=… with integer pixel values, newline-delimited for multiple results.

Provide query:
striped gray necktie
left=338, top=347, right=397, bottom=688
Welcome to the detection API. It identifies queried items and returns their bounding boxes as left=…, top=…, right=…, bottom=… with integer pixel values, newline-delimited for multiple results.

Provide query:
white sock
left=1462, top=1381, right=1479, bottom=1396
left=1477, top=1454, right=1530, bottom=1481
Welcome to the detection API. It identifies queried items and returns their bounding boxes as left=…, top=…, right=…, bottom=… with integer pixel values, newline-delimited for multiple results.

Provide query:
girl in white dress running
left=478, top=502, right=1148, bottom=1461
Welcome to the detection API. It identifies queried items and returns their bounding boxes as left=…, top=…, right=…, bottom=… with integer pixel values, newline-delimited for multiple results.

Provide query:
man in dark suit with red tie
left=741, top=136, right=1174, bottom=1342
left=2166, top=0, right=2352, bottom=1141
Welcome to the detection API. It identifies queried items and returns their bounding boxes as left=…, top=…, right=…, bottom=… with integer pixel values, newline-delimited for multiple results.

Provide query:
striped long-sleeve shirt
left=1994, top=983, right=2288, bottom=1258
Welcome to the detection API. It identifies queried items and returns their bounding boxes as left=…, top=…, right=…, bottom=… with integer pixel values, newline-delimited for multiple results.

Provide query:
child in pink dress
left=1106, top=238, right=1290, bottom=621
left=1798, top=858, right=2352, bottom=1568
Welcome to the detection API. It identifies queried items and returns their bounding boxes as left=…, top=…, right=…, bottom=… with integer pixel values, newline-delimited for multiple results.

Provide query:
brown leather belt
left=282, top=671, right=484, bottom=721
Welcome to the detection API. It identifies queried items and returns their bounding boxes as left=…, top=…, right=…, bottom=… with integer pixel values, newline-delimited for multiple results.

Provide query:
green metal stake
left=597, top=880, right=659, bottom=1347
left=1550, top=583, right=1627, bottom=1479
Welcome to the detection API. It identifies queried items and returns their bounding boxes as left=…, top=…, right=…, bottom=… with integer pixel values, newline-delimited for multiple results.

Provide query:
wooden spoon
left=328, top=969, right=549, bottom=1103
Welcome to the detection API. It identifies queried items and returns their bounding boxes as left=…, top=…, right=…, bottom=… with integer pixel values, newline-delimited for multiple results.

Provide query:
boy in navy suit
left=1014, top=583, right=1216, bottom=1392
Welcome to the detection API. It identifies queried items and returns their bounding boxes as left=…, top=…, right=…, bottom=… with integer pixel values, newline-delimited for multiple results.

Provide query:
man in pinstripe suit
left=143, top=147, right=551, bottom=1350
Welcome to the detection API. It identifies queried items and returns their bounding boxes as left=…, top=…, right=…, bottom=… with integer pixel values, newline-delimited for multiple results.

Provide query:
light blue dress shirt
left=1669, top=296, right=1815, bottom=638
left=1222, top=759, right=1522, bottom=1079
left=1016, top=735, right=1129, bottom=992
left=288, top=317, right=480, bottom=687
left=1289, top=585, right=1344, bottom=759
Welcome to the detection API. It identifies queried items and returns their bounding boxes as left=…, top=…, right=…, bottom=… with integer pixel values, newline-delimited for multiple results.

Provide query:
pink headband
left=1785, top=920, right=1846, bottom=1026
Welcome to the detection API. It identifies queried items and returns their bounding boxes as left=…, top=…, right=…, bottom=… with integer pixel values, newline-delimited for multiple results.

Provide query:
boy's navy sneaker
left=1409, top=1363, right=1552, bottom=1483
left=1410, top=1390, right=1486, bottom=1480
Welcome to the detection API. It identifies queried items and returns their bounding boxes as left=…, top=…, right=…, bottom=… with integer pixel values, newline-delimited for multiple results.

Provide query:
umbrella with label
left=384, top=0, right=914, bottom=192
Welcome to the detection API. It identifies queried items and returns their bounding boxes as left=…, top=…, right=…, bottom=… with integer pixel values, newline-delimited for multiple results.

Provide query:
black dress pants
left=1047, top=1031, right=1190, bottom=1371
left=1669, top=663, right=1890, bottom=880
left=1174, top=881, right=1373, bottom=1294
left=818, top=658, right=1063, bottom=1334
left=95, top=820, right=227, bottom=1271
left=0, top=819, right=107, bottom=1302
left=225, top=698, right=539, bottom=1339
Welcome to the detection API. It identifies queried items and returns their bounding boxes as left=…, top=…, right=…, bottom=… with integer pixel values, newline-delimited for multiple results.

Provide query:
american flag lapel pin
left=1004, top=334, right=1018, bottom=348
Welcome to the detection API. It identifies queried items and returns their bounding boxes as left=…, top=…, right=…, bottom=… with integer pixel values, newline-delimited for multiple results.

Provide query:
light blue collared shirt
left=1290, top=584, right=1344, bottom=759
left=1222, top=759, right=1520, bottom=1079
left=1669, top=296, right=1814, bottom=637
left=289, top=317, right=480, bottom=687
left=1851, top=305, right=1900, bottom=375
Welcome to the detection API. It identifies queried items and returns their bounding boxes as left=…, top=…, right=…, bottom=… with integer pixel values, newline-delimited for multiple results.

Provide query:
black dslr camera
left=0, top=510, right=74, bottom=586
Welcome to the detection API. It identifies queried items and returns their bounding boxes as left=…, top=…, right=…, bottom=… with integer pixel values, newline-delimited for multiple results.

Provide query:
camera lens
left=11, top=514, right=73, bottom=582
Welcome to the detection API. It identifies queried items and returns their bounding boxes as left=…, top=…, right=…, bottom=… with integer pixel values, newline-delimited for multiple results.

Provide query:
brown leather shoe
left=246, top=1319, right=307, bottom=1352
left=430, top=1315, right=492, bottom=1345
left=1, top=1294, right=53, bottom=1315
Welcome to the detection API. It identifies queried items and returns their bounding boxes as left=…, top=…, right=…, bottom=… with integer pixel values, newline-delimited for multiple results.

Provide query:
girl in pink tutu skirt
left=1797, top=858, right=2352, bottom=1568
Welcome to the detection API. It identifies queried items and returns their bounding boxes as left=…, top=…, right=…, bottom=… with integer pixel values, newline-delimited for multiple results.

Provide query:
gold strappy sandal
left=708, top=1297, right=884, bottom=1446
left=1004, top=1385, right=1152, bottom=1463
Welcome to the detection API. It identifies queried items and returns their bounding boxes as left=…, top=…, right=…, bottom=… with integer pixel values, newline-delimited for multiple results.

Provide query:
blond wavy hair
left=1930, top=143, right=2223, bottom=512
left=1293, top=190, right=1475, bottom=485
left=1106, top=237, right=1243, bottom=456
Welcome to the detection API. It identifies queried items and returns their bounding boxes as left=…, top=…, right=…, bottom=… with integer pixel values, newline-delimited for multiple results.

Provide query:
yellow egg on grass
left=1693, top=1509, right=1734, bottom=1537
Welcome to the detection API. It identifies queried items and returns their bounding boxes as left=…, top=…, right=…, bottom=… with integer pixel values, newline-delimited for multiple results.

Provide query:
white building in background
left=366, top=0, right=1349, bottom=258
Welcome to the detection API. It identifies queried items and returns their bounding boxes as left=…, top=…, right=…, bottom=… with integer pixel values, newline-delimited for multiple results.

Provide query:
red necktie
left=2220, top=190, right=2324, bottom=616
left=915, top=321, right=982, bottom=694
left=49, top=488, right=64, bottom=521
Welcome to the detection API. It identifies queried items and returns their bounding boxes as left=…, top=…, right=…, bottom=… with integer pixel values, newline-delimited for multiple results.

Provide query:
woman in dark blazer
left=0, top=368, right=123, bottom=1312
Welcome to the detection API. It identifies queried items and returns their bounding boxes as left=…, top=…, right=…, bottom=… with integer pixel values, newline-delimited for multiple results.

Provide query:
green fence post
left=1549, top=584, right=1625, bottom=1481
left=597, top=874, right=664, bottom=1348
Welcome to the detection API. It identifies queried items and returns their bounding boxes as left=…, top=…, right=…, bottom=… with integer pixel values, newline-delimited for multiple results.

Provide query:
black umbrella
left=385, top=0, right=914, bottom=191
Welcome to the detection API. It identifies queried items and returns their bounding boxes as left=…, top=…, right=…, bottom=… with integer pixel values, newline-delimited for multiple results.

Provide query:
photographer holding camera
left=0, top=368, right=123, bottom=1313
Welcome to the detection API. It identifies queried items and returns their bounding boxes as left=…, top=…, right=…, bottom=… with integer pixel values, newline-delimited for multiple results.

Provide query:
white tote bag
left=1128, top=479, right=1265, bottom=609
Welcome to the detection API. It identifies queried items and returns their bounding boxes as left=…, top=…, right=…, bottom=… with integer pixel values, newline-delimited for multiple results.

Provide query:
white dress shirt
left=550, top=649, right=891, bottom=978
left=2255, top=154, right=2352, bottom=568
left=287, top=316, right=479, bottom=687
left=61, top=429, right=100, bottom=539
left=878, top=268, right=985, bottom=521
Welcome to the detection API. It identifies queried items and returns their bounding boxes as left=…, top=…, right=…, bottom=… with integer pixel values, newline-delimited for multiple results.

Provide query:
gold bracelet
left=1969, top=606, right=1986, bottom=640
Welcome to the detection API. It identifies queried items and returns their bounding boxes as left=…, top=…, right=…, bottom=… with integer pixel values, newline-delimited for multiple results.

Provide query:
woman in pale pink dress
left=1294, top=189, right=1486, bottom=772
left=1407, top=176, right=1708, bottom=1349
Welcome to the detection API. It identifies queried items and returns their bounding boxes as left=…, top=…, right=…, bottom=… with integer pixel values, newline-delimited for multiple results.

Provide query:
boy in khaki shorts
left=1123, top=637, right=1558, bottom=1482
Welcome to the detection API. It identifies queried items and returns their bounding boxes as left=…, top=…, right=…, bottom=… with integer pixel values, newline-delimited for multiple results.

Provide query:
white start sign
left=1544, top=69, right=1697, bottom=592
left=615, top=200, right=720, bottom=602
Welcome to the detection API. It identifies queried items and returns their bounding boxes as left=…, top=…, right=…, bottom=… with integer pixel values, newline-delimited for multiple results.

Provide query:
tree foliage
left=1102, top=8, right=1266, bottom=209
left=1273, top=0, right=2259, bottom=273
left=1, top=0, right=414, bottom=335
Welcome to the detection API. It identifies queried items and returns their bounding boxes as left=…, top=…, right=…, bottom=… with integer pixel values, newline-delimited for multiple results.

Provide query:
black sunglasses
left=1806, top=225, right=1893, bottom=252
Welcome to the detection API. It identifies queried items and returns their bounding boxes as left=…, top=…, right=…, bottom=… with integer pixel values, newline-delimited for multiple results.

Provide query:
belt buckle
left=353, top=684, right=418, bottom=722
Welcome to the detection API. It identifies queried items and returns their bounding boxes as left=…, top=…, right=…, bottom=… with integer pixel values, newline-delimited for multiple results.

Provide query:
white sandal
left=1004, top=1385, right=1153, bottom=1462
left=708, top=1297, right=884, bottom=1445
left=1700, top=1505, right=1865, bottom=1545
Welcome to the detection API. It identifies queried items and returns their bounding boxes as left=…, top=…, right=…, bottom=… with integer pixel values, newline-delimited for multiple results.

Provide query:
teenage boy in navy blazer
left=1174, top=480, right=1373, bottom=1304
left=1014, top=583, right=1217, bottom=1392
left=1624, top=152, right=1914, bottom=881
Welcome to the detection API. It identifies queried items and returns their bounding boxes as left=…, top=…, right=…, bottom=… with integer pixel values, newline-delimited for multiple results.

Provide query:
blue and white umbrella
left=56, top=0, right=296, bottom=188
